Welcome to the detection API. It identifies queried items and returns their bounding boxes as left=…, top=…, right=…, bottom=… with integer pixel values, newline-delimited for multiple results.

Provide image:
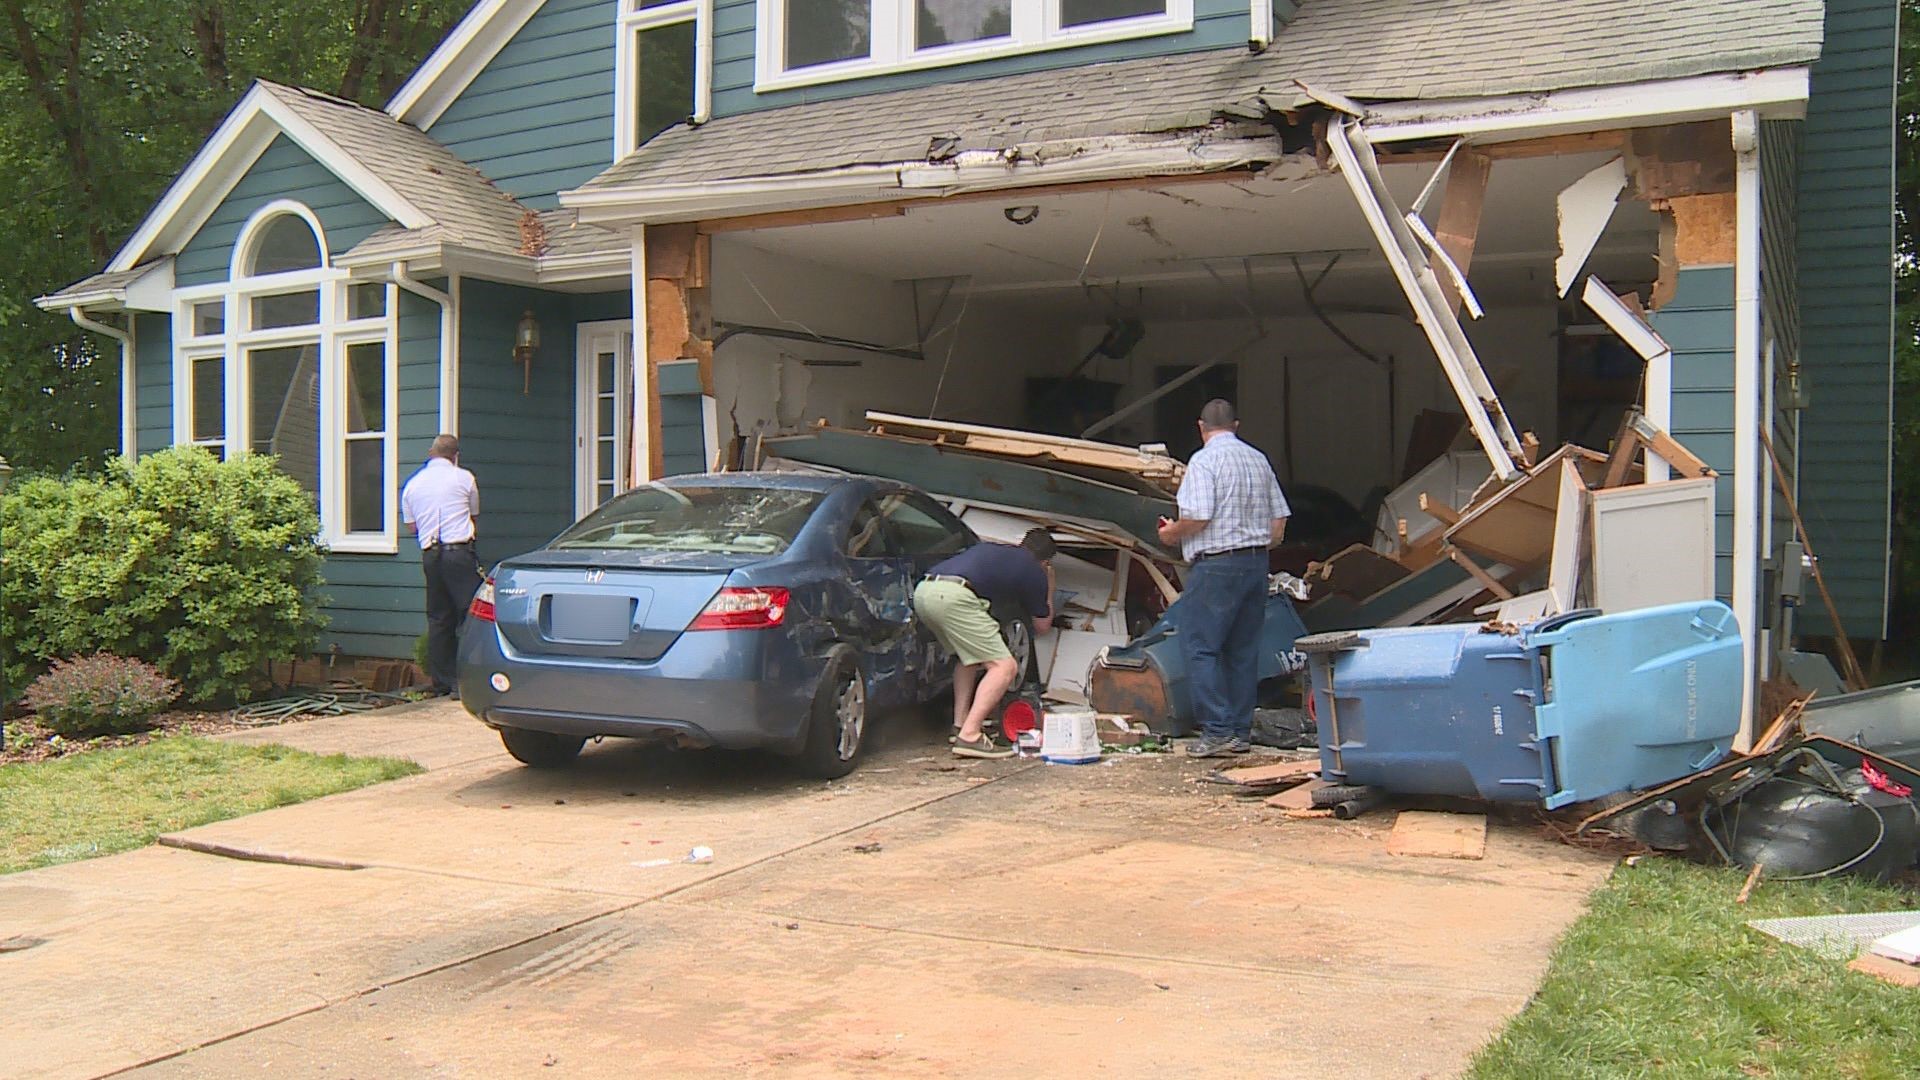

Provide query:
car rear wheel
left=1000, top=615, right=1036, bottom=689
left=798, top=648, right=867, bottom=779
left=499, top=727, right=585, bottom=768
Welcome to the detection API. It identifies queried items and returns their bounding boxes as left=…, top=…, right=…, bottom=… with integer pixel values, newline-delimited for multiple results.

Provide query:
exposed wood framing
left=1431, top=148, right=1491, bottom=315
left=1417, top=492, right=1462, bottom=526
left=1626, top=120, right=1735, bottom=200
left=1378, top=130, right=1626, bottom=164
left=1446, top=547, right=1515, bottom=601
left=642, top=224, right=715, bottom=478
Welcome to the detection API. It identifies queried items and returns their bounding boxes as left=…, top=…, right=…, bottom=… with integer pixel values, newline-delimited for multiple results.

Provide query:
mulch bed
left=0, top=710, right=294, bottom=766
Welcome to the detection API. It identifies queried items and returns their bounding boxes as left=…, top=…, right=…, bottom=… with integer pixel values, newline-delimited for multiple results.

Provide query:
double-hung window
left=756, top=0, right=1190, bottom=89
left=614, top=0, right=709, bottom=159
left=172, top=200, right=400, bottom=553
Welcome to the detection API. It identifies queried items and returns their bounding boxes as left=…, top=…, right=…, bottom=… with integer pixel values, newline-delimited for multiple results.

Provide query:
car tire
left=498, top=727, right=585, bottom=768
left=999, top=614, right=1037, bottom=690
left=797, top=647, right=867, bottom=780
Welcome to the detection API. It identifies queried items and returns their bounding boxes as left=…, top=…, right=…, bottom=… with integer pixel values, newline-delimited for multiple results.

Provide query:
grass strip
left=0, top=736, right=420, bottom=873
left=1470, top=858, right=1920, bottom=1079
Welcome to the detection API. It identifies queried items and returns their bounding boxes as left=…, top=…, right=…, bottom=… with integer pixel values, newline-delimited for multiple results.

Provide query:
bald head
left=428, top=434, right=461, bottom=461
left=1199, top=399, right=1237, bottom=432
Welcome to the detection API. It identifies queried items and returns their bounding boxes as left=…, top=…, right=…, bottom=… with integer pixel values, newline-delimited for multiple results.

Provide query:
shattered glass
left=553, top=485, right=825, bottom=555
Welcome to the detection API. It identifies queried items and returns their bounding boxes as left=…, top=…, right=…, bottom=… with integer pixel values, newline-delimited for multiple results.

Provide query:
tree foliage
left=0, top=0, right=465, bottom=474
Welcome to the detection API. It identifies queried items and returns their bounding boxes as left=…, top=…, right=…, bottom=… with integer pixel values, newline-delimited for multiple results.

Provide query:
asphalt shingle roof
left=575, top=0, right=1823, bottom=194
left=35, top=261, right=168, bottom=307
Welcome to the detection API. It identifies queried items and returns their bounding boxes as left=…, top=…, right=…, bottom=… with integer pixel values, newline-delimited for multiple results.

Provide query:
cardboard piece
left=1220, top=760, right=1321, bottom=786
left=1386, top=811, right=1488, bottom=860
left=1265, top=779, right=1332, bottom=810
left=1849, top=953, right=1920, bottom=989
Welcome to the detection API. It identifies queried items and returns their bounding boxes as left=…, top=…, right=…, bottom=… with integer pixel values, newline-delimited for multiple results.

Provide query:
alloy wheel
left=835, top=672, right=867, bottom=760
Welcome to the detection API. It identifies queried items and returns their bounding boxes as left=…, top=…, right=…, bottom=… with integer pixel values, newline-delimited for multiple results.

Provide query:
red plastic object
left=1000, top=696, right=1041, bottom=741
left=1863, top=758, right=1913, bottom=798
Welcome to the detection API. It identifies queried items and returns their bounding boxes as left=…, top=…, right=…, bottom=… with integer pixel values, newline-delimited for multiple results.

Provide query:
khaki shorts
left=913, top=579, right=1012, bottom=667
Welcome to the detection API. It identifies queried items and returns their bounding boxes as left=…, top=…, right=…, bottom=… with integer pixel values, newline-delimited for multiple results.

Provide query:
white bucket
left=1041, top=704, right=1102, bottom=764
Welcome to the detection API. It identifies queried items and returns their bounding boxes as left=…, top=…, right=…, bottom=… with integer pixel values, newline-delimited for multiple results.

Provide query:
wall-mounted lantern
left=513, top=309, right=540, bottom=394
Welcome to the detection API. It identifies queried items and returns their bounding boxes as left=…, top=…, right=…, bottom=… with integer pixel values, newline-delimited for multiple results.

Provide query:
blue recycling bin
left=1303, top=601, right=1743, bottom=808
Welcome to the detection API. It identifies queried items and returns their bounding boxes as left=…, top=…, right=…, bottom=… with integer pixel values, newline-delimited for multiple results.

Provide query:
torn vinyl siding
left=429, top=0, right=618, bottom=209
left=711, top=0, right=1249, bottom=116
left=1793, top=0, right=1898, bottom=639
left=657, top=360, right=708, bottom=477
left=316, top=290, right=445, bottom=659
left=132, top=313, right=173, bottom=456
left=458, top=283, right=630, bottom=566
left=173, top=136, right=389, bottom=287
left=1650, top=266, right=1737, bottom=603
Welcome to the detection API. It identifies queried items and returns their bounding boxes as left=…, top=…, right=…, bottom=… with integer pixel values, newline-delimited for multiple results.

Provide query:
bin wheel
left=1296, top=631, right=1366, bottom=655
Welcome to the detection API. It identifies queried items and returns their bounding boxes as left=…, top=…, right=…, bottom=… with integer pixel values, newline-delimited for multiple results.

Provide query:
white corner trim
left=107, top=85, right=431, bottom=274
left=1363, top=68, right=1812, bottom=144
left=1730, top=108, right=1763, bottom=747
left=387, top=0, right=545, bottom=129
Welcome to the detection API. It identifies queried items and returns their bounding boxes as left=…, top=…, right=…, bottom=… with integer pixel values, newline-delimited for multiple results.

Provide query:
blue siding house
left=36, top=0, right=1899, bottom=725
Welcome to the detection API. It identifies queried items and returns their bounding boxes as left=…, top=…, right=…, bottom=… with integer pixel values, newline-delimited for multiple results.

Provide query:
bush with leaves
left=1, top=448, right=329, bottom=704
left=23, top=654, right=180, bottom=737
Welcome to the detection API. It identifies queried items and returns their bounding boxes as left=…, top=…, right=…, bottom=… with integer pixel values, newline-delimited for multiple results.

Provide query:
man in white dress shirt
left=400, top=434, right=481, bottom=696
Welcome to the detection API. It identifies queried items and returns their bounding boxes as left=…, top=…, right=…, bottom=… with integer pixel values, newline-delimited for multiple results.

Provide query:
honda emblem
left=584, top=569, right=605, bottom=584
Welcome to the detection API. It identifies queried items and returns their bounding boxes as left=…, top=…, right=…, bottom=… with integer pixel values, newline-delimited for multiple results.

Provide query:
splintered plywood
left=1386, top=812, right=1488, bottom=860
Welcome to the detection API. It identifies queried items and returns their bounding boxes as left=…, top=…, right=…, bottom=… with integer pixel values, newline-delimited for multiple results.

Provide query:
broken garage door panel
left=1326, top=119, right=1524, bottom=482
left=1555, top=157, right=1628, bottom=297
left=863, top=411, right=1183, bottom=495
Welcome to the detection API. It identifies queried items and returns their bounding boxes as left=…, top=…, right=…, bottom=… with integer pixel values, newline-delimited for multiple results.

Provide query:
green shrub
left=23, top=654, right=180, bottom=736
left=1, top=448, right=329, bottom=704
left=413, top=631, right=431, bottom=671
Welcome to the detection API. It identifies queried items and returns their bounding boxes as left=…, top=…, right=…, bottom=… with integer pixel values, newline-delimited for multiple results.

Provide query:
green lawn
left=1470, top=858, right=1920, bottom=1080
left=0, top=736, right=420, bottom=873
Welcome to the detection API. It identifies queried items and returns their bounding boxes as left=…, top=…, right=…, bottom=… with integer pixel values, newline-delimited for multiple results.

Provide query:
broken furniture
left=1088, top=581, right=1309, bottom=736
left=1300, top=601, right=1743, bottom=808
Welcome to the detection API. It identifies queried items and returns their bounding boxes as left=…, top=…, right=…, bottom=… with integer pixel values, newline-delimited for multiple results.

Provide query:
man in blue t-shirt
left=913, top=528, right=1056, bottom=759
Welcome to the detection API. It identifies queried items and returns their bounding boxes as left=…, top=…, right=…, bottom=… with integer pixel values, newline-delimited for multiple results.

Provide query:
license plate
left=546, top=593, right=635, bottom=644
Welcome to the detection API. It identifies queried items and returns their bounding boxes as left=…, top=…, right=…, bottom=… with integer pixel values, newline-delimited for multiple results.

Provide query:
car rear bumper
left=457, top=623, right=823, bottom=753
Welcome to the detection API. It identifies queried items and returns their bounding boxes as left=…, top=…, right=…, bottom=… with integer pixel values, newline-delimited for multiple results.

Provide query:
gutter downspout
left=1732, top=110, right=1762, bottom=748
left=391, top=263, right=459, bottom=435
left=70, top=308, right=134, bottom=457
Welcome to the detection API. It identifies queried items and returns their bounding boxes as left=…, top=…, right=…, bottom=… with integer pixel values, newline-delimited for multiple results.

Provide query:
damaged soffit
left=568, top=0, right=1822, bottom=199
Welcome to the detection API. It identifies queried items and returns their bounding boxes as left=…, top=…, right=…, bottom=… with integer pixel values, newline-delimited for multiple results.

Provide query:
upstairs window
left=757, top=0, right=1188, bottom=89
left=614, top=0, right=710, bottom=159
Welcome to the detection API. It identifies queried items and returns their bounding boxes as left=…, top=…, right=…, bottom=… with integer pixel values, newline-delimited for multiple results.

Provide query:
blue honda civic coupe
left=457, top=472, right=997, bottom=778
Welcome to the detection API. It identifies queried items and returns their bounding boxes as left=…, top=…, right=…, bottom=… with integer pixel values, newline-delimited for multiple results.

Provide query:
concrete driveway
left=2, top=701, right=1612, bottom=1079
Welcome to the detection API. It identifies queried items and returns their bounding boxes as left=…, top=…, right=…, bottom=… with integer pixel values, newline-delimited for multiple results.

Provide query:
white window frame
left=613, top=0, right=712, bottom=160
left=753, top=0, right=1192, bottom=92
left=170, top=199, right=401, bottom=554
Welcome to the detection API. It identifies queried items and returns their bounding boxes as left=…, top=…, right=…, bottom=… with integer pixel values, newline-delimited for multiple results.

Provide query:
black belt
left=426, top=540, right=474, bottom=550
left=1195, top=545, right=1265, bottom=560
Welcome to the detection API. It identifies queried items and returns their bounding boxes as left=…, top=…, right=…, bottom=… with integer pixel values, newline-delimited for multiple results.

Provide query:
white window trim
left=753, top=0, right=1192, bottom=93
left=613, top=0, right=712, bottom=161
left=170, top=200, right=401, bottom=554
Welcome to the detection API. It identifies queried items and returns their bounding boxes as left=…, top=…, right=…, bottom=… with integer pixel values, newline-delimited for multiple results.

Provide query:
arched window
left=246, top=213, right=324, bottom=275
left=174, top=199, right=399, bottom=553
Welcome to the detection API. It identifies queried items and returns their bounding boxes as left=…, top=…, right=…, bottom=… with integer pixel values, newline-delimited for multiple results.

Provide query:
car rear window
left=552, top=485, right=826, bottom=555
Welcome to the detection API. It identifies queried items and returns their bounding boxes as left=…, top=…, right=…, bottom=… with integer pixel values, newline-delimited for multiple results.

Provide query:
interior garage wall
left=1062, top=306, right=1560, bottom=507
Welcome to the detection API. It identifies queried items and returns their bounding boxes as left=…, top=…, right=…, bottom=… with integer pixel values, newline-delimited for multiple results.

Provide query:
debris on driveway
left=1386, top=812, right=1488, bottom=860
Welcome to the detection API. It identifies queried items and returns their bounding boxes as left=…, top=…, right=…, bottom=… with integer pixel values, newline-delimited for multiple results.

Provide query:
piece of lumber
left=1267, top=780, right=1332, bottom=811
left=1433, top=147, right=1491, bottom=316
left=1445, top=445, right=1609, bottom=568
left=1760, top=431, right=1868, bottom=691
left=1602, top=429, right=1642, bottom=489
left=1735, top=862, right=1764, bottom=904
left=1626, top=412, right=1715, bottom=479
left=1446, top=547, right=1515, bottom=601
left=1418, top=492, right=1462, bottom=526
left=1753, top=692, right=1815, bottom=754
left=1385, top=811, right=1488, bottom=860
left=1520, top=431, right=1541, bottom=468
left=1219, top=760, right=1321, bottom=786
left=1849, top=953, right=1920, bottom=989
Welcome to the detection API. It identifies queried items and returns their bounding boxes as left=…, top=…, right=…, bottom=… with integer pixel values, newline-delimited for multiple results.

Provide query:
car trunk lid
left=490, top=551, right=761, bottom=661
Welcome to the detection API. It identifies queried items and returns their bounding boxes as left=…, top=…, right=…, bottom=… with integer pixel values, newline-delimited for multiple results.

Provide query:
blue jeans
left=1178, top=550, right=1267, bottom=741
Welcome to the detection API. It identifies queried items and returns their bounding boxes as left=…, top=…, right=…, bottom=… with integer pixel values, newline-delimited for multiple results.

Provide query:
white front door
left=575, top=320, right=634, bottom=518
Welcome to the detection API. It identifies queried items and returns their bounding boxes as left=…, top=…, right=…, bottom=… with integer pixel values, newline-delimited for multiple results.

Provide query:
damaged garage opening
left=569, top=82, right=1809, bottom=744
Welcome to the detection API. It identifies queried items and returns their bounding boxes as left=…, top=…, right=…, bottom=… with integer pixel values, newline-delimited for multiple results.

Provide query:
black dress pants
left=423, top=543, right=483, bottom=691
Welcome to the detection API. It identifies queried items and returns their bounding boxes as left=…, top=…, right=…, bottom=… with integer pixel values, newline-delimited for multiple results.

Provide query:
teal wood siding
left=1650, top=267, right=1737, bottom=602
left=713, top=0, right=1250, bottom=115
left=657, top=360, right=707, bottom=476
left=132, top=313, right=173, bottom=456
left=1794, top=0, right=1897, bottom=639
left=457, top=284, right=631, bottom=565
left=174, top=136, right=390, bottom=287
left=1761, top=119, right=1801, bottom=556
left=430, top=0, right=617, bottom=209
left=319, top=289, right=445, bottom=659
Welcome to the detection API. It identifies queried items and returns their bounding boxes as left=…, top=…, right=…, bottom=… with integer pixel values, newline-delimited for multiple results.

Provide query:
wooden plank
left=1309, top=544, right=1410, bottom=600
left=1380, top=130, right=1627, bottom=164
left=1218, top=760, right=1321, bottom=786
left=1627, top=412, right=1716, bottom=479
left=1848, top=953, right=1920, bottom=989
left=1265, top=780, right=1331, bottom=810
left=1418, top=492, right=1462, bottom=526
left=1432, top=147, right=1491, bottom=315
left=644, top=222, right=698, bottom=280
left=1602, top=428, right=1643, bottom=489
left=1386, top=811, right=1487, bottom=860
left=1447, top=547, right=1515, bottom=601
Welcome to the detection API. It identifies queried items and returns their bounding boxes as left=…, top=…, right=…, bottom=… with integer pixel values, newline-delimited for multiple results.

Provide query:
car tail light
left=689, top=587, right=789, bottom=631
left=469, top=577, right=497, bottom=622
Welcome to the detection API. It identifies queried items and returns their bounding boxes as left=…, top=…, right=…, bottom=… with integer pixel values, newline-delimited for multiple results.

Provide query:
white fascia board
left=386, top=0, right=544, bottom=130
left=108, top=86, right=431, bottom=273
left=33, top=288, right=123, bottom=312
left=1363, top=68, right=1811, bottom=144
left=37, top=260, right=175, bottom=312
left=562, top=134, right=1278, bottom=226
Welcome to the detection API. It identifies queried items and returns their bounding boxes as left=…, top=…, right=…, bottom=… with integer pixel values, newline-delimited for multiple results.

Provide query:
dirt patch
left=2, top=711, right=267, bottom=764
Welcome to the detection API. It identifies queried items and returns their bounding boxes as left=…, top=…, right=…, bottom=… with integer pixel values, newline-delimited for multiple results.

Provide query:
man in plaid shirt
left=1156, top=399, right=1291, bottom=756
